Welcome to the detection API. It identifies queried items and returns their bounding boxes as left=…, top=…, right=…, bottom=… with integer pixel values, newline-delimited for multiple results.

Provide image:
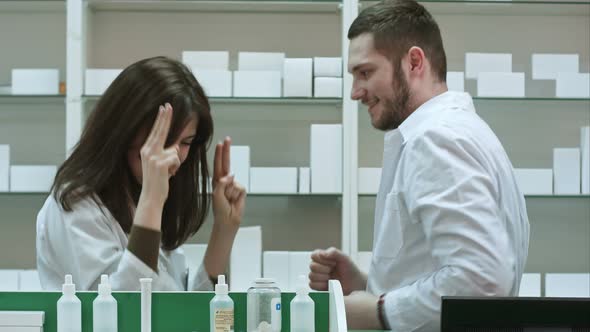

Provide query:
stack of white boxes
left=0, top=145, right=8, bottom=193
left=250, top=167, right=298, bottom=194
left=465, top=52, right=525, bottom=98
left=84, top=69, right=122, bottom=95
left=446, top=71, right=465, bottom=92
left=234, top=52, right=283, bottom=98
left=313, top=57, right=343, bottom=98
left=230, top=124, right=342, bottom=195
left=9, top=166, right=57, bottom=193
left=311, top=124, right=342, bottom=194
left=358, top=168, right=381, bottom=195
left=283, top=58, right=313, bottom=97
left=11, top=69, right=59, bottom=95
left=0, top=311, right=44, bottom=332
left=518, top=273, right=541, bottom=297
left=532, top=53, right=589, bottom=98
left=0, top=270, right=41, bottom=291
left=514, top=126, right=589, bottom=196
left=545, top=273, right=590, bottom=297
left=262, top=251, right=312, bottom=291
left=230, top=146, right=251, bottom=192
left=229, top=226, right=262, bottom=291
left=182, top=51, right=232, bottom=97
left=0, top=145, right=56, bottom=193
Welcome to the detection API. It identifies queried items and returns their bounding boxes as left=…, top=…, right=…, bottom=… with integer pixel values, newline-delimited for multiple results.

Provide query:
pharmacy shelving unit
left=0, top=1, right=67, bottom=269
left=1, top=0, right=589, bottom=289
left=355, top=0, right=590, bottom=289
left=66, top=0, right=355, bottom=254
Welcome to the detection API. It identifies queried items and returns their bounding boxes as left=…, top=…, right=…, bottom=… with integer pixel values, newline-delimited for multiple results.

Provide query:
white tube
left=140, top=278, right=152, bottom=332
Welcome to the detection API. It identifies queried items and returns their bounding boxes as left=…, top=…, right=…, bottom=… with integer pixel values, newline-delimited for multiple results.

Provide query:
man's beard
left=373, top=63, right=411, bottom=131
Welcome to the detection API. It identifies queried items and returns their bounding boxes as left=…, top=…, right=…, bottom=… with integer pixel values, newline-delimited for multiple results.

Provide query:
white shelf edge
left=83, top=95, right=343, bottom=105
left=361, top=0, right=590, bottom=16
left=358, top=193, right=590, bottom=197
left=86, top=0, right=341, bottom=13
left=0, top=1, right=65, bottom=12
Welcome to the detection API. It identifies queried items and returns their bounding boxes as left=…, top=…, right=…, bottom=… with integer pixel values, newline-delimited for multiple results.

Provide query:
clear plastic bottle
left=210, top=275, right=234, bottom=332
left=247, top=278, right=282, bottom=332
left=57, top=274, right=81, bottom=332
left=93, top=274, right=118, bottom=332
left=290, top=275, right=315, bottom=332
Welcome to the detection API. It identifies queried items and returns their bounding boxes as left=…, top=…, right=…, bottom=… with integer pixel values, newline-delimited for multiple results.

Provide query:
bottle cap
left=98, top=274, right=111, bottom=296
left=215, top=275, right=228, bottom=295
left=62, top=274, right=75, bottom=296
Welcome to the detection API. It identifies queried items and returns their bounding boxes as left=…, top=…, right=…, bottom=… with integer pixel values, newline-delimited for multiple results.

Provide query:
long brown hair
left=52, top=56, right=213, bottom=250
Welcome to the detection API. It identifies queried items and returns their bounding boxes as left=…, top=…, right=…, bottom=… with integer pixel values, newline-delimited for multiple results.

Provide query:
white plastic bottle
left=57, top=274, right=81, bottom=332
left=290, top=275, right=315, bottom=332
left=93, top=274, right=118, bottom=332
left=210, top=275, right=234, bottom=332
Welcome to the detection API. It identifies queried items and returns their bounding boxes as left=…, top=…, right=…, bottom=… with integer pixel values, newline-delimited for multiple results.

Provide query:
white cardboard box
left=314, top=77, right=342, bottom=98
left=250, top=167, right=298, bottom=194
left=581, top=126, right=590, bottom=194
left=10, top=166, right=57, bottom=193
left=18, top=270, right=41, bottom=291
left=11, top=69, right=59, bottom=95
left=545, top=273, right=590, bottom=297
left=311, top=124, right=342, bottom=193
left=84, top=69, right=122, bottom=95
left=0, top=270, right=19, bottom=291
left=0, top=311, right=44, bottom=327
left=532, top=53, right=579, bottom=80
left=263, top=251, right=290, bottom=291
left=465, top=53, right=512, bottom=79
left=288, top=252, right=312, bottom=292
left=238, top=52, right=285, bottom=74
left=313, top=57, right=342, bottom=77
left=553, top=148, right=581, bottom=194
left=182, top=51, right=229, bottom=70
left=233, top=71, right=281, bottom=97
left=446, top=71, right=465, bottom=92
left=477, top=72, right=525, bottom=97
left=230, top=226, right=262, bottom=291
left=555, top=72, right=590, bottom=98
left=283, top=58, right=312, bottom=97
left=181, top=244, right=208, bottom=285
left=0, top=145, right=9, bottom=192
left=191, top=69, right=232, bottom=97
left=358, top=167, right=382, bottom=195
left=298, top=167, right=310, bottom=194
left=230, top=146, right=250, bottom=191
left=518, top=273, right=541, bottom=297
left=513, top=168, right=553, bottom=195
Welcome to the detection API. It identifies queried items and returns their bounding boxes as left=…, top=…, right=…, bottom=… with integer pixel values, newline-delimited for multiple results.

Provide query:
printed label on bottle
left=214, top=308, right=234, bottom=332
left=271, top=298, right=281, bottom=332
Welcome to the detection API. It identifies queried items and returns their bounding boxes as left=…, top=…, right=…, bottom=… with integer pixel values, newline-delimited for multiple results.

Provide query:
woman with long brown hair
left=36, top=56, right=246, bottom=291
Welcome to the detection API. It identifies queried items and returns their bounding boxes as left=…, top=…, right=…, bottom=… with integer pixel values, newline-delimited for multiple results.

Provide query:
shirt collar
left=397, top=91, right=474, bottom=143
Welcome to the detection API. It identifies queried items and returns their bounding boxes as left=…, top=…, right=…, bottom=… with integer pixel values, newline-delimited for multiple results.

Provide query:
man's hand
left=308, top=247, right=367, bottom=295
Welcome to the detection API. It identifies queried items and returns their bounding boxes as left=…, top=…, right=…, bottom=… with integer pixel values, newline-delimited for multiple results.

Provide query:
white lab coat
left=367, top=91, right=530, bottom=331
left=36, top=194, right=213, bottom=291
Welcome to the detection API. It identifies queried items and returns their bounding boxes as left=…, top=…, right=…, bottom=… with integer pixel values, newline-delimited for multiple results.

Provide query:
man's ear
left=407, top=46, right=426, bottom=74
